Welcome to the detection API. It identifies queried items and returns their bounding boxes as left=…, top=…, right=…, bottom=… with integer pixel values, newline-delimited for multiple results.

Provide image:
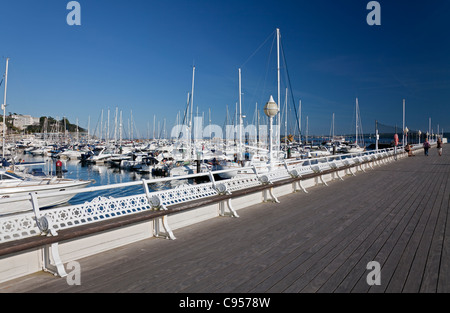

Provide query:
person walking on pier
left=423, top=138, right=431, bottom=156
left=405, top=144, right=414, bottom=157
left=437, top=137, right=443, bottom=156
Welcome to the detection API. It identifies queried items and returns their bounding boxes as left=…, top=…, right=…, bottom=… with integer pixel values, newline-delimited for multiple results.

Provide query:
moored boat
left=0, top=169, right=91, bottom=215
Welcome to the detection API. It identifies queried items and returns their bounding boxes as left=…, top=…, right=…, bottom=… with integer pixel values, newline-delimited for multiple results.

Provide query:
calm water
left=20, top=155, right=174, bottom=207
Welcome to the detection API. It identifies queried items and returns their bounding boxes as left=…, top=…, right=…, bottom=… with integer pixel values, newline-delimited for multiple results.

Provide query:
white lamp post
left=418, top=130, right=421, bottom=144
left=404, top=126, right=409, bottom=146
left=264, top=95, right=279, bottom=170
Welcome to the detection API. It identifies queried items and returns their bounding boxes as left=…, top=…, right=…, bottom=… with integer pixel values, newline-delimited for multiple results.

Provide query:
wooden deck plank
left=166, top=178, right=371, bottom=293
left=332, top=165, right=434, bottom=292
left=382, top=159, right=450, bottom=293
left=242, top=179, right=385, bottom=292
left=438, top=172, right=450, bottom=293
left=302, top=168, right=427, bottom=293
left=314, top=174, right=422, bottom=292
left=0, top=145, right=448, bottom=293
left=209, top=186, right=379, bottom=293
left=383, top=168, right=445, bottom=292
left=169, top=162, right=401, bottom=293
left=351, top=160, right=441, bottom=293
left=195, top=170, right=392, bottom=293
left=404, top=170, right=449, bottom=292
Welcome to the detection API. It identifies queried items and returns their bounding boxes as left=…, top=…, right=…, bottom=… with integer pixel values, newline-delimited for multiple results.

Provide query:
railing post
left=146, top=182, right=176, bottom=240
left=42, top=243, right=68, bottom=278
left=289, top=168, right=308, bottom=193
left=142, top=178, right=151, bottom=199
left=215, top=183, right=239, bottom=218
left=251, top=165, right=260, bottom=180
left=30, top=192, right=57, bottom=237
left=29, top=192, right=67, bottom=277
left=258, top=173, right=280, bottom=203
left=207, top=170, right=216, bottom=189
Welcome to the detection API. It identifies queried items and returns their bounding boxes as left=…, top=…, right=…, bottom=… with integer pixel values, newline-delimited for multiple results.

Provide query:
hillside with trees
left=24, top=116, right=86, bottom=134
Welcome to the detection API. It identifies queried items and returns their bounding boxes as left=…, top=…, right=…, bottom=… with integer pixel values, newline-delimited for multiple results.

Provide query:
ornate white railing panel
left=0, top=212, right=40, bottom=242
left=224, top=175, right=262, bottom=192
left=48, top=194, right=151, bottom=231
left=152, top=182, right=218, bottom=207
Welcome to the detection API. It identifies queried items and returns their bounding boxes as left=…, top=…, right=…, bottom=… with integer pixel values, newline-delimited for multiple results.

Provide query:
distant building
left=11, top=114, right=40, bottom=130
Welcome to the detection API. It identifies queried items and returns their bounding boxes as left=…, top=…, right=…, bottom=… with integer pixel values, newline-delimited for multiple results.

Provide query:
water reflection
left=20, top=155, right=172, bottom=206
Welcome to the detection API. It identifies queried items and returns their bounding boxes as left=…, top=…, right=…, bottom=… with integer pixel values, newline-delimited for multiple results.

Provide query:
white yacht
left=303, top=145, right=332, bottom=158
left=59, top=148, right=86, bottom=160
left=0, top=169, right=91, bottom=215
left=340, top=143, right=365, bottom=154
left=86, top=147, right=113, bottom=164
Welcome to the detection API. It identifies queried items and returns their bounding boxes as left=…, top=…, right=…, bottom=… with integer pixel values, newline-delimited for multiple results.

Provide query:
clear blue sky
left=1, top=0, right=449, bottom=138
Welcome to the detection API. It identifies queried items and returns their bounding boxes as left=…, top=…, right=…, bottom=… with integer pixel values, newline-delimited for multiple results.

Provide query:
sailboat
left=342, top=98, right=365, bottom=153
left=167, top=66, right=212, bottom=177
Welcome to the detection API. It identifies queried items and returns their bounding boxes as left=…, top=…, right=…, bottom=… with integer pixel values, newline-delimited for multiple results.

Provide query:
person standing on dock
left=423, top=138, right=431, bottom=156
left=437, top=137, right=443, bottom=156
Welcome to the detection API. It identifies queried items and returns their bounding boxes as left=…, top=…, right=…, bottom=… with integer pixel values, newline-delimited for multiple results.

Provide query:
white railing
left=0, top=148, right=402, bottom=244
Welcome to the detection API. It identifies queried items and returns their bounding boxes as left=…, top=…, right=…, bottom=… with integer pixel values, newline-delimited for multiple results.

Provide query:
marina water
left=20, top=154, right=174, bottom=207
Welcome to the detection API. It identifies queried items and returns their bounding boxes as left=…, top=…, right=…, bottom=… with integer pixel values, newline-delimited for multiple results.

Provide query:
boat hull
left=0, top=180, right=91, bottom=215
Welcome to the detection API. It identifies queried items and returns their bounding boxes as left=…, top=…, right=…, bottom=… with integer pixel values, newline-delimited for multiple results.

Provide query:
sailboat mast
left=254, top=102, right=258, bottom=148
left=402, top=99, right=405, bottom=148
left=119, top=110, right=123, bottom=146
left=355, top=99, right=358, bottom=145
left=100, top=109, right=103, bottom=142
left=114, top=107, right=118, bottom=143
left=332, top=113, right=335, bottom=139
left=285, top=87, right=288, bottom=144
left=298, top=100, right=302, bottom=143
left=276, top=28, right=281, bottom=155
left=130, top=109, right=133, bottom=141
left=190, top=66, right=195, bottom=159
left=239, top=68, right=242, bottom=159
left=209, top=107, right=211, bottom=146
left=2, top=57, right=8, bottom=160
left=107, top=108, right=110, bottom=144
left=306, top=116, right=309, bottom=144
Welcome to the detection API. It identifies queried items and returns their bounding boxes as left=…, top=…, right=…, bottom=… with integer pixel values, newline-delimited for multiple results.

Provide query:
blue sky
left=1, top=0, right=449, bottom=138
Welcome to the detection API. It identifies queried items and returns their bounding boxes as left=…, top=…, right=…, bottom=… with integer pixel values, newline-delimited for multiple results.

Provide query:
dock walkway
left=1, top=145, right=449, bottom=293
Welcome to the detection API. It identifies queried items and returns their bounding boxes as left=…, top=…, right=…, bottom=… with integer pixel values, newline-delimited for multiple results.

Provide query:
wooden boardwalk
left=1, top=145, right=449, bottom=293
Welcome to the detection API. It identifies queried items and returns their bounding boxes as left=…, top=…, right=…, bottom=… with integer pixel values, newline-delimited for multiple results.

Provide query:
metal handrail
left=0, top=166, right=255, bottom=205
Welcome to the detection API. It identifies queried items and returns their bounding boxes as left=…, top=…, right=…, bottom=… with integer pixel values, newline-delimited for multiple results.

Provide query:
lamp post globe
left=264, top=95, right=279, bottom=170
left=264, top=95, right=279, bottom=118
